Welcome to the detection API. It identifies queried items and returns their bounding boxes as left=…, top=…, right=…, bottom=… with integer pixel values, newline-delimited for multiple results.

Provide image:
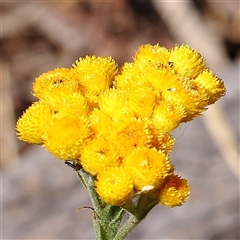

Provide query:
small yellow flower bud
left=149, top=130, right=176, bottom=155
left=169, top=45, right=206, bottom=78
left=80, top=137, right=120, bottom=176
left=161, top=82, right=208, bottom=121
left=98, top=89, right=134, bottom=119
left=44, top=115, right=91, bottom=160
left=33, top=68, right=79, bottom=108
left=111, top=118, right=152, bottom=157
left=194, top=69, right=226, bottom=104
left=73, top=56, right=118, bottom=94
left=128, top=84, right=156, bottom=118
left=134, top=44, right=170, bottom=70
left=56, top=93, right=89, bottom=116
left=143, top=64, right=178, bottom=93
left=89, top=109, right=114, bottom=136
left=16, top=101, right=53, bottom=144
left=114, top=62, right=136, bottom=89
left=152, top=101, right=186, bottom=132
left=123, top=148, right=171, bottom=191
left=158, top=175, right=190, bottom=207
left=95, top=166, right=134, bottom=206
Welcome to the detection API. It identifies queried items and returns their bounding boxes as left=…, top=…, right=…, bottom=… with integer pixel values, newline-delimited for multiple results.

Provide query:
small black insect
left=65, top=161, right=82, bottom=171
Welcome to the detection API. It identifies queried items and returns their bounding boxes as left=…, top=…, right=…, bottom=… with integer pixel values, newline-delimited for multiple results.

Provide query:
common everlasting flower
left=16, top=44, right=226, bottom=239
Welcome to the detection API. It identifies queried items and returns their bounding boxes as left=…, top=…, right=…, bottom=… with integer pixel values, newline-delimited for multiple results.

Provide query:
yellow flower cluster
left=16, top=44, right=226, bottom=207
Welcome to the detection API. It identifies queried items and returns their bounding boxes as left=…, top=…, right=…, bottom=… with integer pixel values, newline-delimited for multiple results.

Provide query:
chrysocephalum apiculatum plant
left=16, top=44, right=226, bottom=240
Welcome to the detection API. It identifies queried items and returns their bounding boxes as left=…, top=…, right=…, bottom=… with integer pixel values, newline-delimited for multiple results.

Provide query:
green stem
left=77, top=169, right=126, bottom=240
left=76, top=169, right=158, bottom=239
left=136, top=194, right=158, bottom=219
left=77, top=168, right=104, bottom=210
left=115, top=195, right=158, bottom=239
left=113, top=214, right=142, bottom=240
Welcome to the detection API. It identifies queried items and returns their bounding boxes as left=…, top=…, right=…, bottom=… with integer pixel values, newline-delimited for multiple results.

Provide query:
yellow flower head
left=151, top=101, right=186, bottom=132
left=80, top=137, right=121, bottom=176
left=111, top=118, right=152, bottom=157
left=194, top=69, right=226, bottom=104
left=115, top=58, right=175, bottom=95
left=72, top=56, right=118, bottom=94
left=169, top=45, right=206, bottom=78
left=128, top=84, right=156, bottom=118
left=123, top=148, right=171, bottom=191
left=98, top=89, right=134, bottom=119
left=95, top=166, right=134, bottom=206
left=16, top=101, right=54, bottom=144
left=149, top=130, right=176, bottom=155
left=161, top=81, right=209, bottom=121
left=72, top=56, right=118, bottom=108
left=158, top=175, right=190, bottom=207
left=134, top=44, right=170, bottom=70
left=16, top=43, right=226, bottom=209
left=115, top=44, right=170, bottom=91
left=55, top=93, right=89, bottom=117
left=141, top=64, right=178, bottom=93
left=114, top=62, right=136, bottom=90
left=32, top=68, right=79, bottom=108
left=44, top=114, right=91, bottom=160
left=89, top=109, right=114, bottom=137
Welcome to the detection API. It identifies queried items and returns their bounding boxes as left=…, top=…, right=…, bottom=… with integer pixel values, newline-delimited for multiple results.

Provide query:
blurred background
left=1, top=1, right=239, bottom=239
